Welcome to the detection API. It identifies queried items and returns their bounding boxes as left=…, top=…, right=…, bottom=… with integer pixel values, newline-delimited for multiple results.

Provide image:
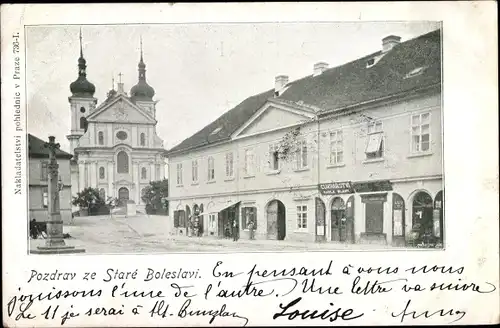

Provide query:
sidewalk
left=163, top=234, right=396, bottom=251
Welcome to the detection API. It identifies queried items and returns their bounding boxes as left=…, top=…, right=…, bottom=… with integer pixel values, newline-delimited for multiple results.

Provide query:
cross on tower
left=118, top=72, right=123, bottom=84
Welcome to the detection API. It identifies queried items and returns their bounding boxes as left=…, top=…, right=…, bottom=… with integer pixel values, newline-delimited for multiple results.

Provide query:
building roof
left=28, top=134, right=73, bottom=159
left=168, top=29, right=441, bottom=155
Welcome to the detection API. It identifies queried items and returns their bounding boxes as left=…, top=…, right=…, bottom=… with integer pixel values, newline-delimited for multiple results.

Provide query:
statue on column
left=31, top=136, right=85, bottom=254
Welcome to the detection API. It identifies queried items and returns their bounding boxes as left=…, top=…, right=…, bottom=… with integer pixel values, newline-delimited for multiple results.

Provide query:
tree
left=141, top=179, right=169, bottom=215
left=72, top=187, right=108, bottom=216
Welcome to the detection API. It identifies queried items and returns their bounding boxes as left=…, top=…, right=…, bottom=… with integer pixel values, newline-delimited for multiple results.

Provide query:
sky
left=26, top=22, right=440, bottom=152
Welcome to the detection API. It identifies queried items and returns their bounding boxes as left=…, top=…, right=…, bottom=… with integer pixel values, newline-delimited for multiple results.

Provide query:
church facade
left=67, top=35, right=166, bottom=211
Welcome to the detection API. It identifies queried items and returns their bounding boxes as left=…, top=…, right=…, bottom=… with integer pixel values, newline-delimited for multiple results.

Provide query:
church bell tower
left=130, top=37, right=157, bottom=118
left=67, top=28, right=97, bottom=155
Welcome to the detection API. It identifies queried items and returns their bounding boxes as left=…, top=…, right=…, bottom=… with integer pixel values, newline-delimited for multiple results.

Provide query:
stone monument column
left=31, top=136, right=85, bottom=254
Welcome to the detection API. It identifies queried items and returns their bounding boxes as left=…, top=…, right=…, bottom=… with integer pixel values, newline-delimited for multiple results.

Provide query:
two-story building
left=166, top=29, right=443, bottom=246
left=28, top=133, right=73, bottom=224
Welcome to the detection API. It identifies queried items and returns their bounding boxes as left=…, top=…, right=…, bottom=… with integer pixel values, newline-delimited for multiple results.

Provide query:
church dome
left=70, top=40, right=95, bottom=97
left=130, top=80, right=155, bottom=101
left=130, top=39, right=155, bottom=101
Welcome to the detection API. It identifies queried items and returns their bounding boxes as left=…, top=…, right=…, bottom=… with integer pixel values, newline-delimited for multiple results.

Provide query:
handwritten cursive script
left=391, top=299, right=466, bottom=323
left=273, top=297, right=364, bottom=322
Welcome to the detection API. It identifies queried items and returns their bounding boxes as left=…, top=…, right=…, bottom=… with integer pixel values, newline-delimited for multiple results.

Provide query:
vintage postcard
left=1, top=2, right=498, bottom=327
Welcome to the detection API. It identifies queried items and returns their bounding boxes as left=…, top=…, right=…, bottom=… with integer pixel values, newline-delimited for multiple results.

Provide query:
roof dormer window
left=366, top=58, right=376, bottom=68
left=404, top=66, right=427, bottom=79
left=210, top=127, right=222, bottom=135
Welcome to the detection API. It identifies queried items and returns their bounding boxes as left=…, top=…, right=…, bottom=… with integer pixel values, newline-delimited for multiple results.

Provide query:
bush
left=89, top=204, right=110, bottom=216
left=141, top=179, right=169, bottom=215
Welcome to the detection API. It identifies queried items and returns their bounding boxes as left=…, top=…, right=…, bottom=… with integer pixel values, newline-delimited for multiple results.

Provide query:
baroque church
left=67, top=32, right=166, bottom=211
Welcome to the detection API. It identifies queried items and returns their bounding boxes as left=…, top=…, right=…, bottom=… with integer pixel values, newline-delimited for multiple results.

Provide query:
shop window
left=392, top=193, right=405, bottom=237
left=411, top=112, right=431, bottom=153
left=365, top=121, right=384, bottom=159
left=176, top=163, right=183, bottom=185
left=412, top=191, right=433, bottom=239
left=329, top=130, right=343, bottom=165
left=296, top=205, right=308, bottom=230
left=242, top=207, right=257, bottom=230
left=433, top=190, right=444, bottom=243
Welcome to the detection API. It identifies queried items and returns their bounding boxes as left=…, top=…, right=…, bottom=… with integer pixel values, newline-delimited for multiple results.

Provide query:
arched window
left=80, top=117, right=88, bottom=131
left=141, top=167, right=147, bottom=179
left=98, top=131, right=104, bottom=145
left=99, top=188, right=106, bottom=200
left=99, top=166, right=105, bottom=179
left=140, top=133, right=146, bottom=146
left=117, top=151, right=129, bottom=173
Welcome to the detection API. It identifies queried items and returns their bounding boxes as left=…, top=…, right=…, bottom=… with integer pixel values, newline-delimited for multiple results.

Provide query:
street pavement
left=29, top=214, right=395, bottom=254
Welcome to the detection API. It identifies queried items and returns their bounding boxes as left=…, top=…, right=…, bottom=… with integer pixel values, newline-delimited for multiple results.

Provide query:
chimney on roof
left=382, top=35, right=401, bottom=52
left=313, top=62, right=329, bottom=77
left=274, top=75, right=289, bottom=96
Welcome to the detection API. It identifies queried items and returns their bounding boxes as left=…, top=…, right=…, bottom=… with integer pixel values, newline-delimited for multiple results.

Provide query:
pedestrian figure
left=29, top=218, right=39, bottom=239
left=248, top=219, right=255, bottom=240
left=232, top=219, right=239, bottom=241
left=224, top=223, right=231, bottom=239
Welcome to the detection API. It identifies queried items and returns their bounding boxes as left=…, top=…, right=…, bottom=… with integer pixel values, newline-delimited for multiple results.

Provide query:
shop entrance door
left=331, top=197, right=346, bottom=241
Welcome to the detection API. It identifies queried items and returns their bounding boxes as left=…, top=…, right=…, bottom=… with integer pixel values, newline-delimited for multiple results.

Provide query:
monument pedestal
left=126, top=202, right=136, bottom=217
left=31, top=245, right=86, bottom=254
left=30, top=136, right=87, bottom=255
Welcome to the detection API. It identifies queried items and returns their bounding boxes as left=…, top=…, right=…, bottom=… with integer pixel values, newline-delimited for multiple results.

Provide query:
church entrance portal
left=118, top=187, right=129, bottom=203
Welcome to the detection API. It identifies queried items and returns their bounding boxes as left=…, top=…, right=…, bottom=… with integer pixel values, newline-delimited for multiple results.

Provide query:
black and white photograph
left=26, top=21, right=443, bottom=254
left=2, top=3, right=498, bottom=327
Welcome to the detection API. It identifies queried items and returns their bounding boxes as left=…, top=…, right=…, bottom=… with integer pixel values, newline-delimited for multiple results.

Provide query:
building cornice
left=167, top=174, right=443, bottom=201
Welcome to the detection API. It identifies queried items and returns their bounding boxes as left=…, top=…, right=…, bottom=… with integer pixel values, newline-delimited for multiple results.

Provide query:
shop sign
left=318, top=181, right=354, bottom=195
left=353, top=180, right=393, bottom=193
